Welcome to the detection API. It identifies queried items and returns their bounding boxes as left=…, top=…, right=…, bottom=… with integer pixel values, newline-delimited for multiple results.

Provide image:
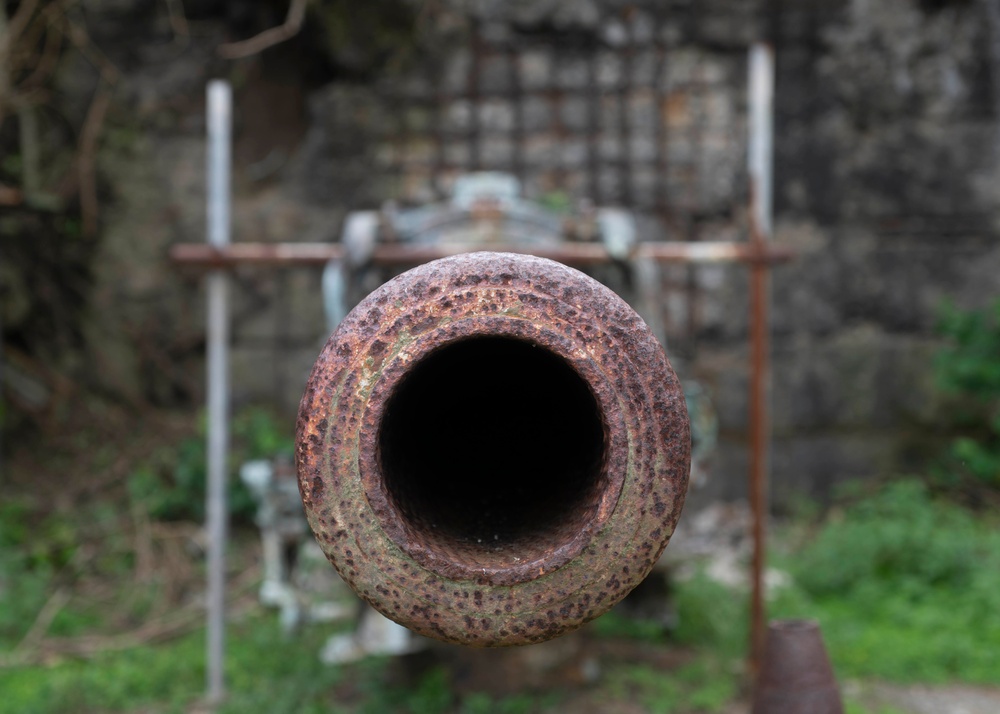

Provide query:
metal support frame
left=175, top=44, right=781, bottom=681
left=747, top=43, right=775, bottom=673
left=170, top=241, right=792, bottom=267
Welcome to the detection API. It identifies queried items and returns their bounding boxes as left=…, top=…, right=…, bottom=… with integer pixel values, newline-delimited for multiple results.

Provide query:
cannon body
left=296, top=251, right=690, bottom=646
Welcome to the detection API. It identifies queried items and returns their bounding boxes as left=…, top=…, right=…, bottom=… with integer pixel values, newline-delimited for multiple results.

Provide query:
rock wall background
left=4, top=0, right=1000, bottom=506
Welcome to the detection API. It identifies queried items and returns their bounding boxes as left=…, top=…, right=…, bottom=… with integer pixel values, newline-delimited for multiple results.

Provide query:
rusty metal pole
left=205, top=79, right=232, bottom=704
left=748, top=42, right=775, bottom=672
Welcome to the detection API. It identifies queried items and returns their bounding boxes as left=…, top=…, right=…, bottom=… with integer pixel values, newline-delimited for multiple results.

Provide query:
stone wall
left=761, top=0, right=1000, bottom=504
left=289, top=0, right=1000, bottom=505
left=28, top=0, right=1000, bottom=506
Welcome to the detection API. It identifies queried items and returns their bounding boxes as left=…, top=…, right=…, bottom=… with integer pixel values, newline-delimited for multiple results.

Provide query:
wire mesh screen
left=370, top=14, right=750, bottom=243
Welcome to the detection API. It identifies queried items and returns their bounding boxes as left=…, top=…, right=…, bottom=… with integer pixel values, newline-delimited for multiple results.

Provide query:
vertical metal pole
left=0, top=263, right=4, bottom=487
left=747, top=43, right=774, bottom=673
left=985, top=0, right=1000, bottom=156
left=0, top=2, right=9, bottom=489
left=749, top=44, right=774, bottom=240
left=205, top=79, right=232, bottom=705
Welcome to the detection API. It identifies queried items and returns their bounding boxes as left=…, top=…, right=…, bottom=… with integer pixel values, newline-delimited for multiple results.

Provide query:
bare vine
left=0, top=0, right=118, bottom=236
left=217, top=0, right=309, bottom=59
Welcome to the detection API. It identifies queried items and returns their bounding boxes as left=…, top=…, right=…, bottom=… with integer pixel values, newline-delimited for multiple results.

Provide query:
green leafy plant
left=127, top=407, right=294, bottom=523
left=791, top=480, right=982, bottom=596
left=671, top=573, right=746, bottom=658
left=844, top=702, right=908, bottom=714
left=0, top=499, right=89, bottom=647
left=589, top=609, right=669, bottom=644
left=934, top=299, right=1000, bottom=491
left=773, top=479, right=1000, bottom=683
left=459, top=692, right=548, bottom=714
left=606, top=659, right=735, bottom=714
left=0, top=615, right=343, bottom=714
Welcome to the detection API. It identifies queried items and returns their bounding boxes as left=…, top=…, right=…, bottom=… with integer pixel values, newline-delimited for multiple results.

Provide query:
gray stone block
left=443, top=100, right=473, bottom=133
left=517, top=50, right=552, bottom=90
left=629, top=50, right=658, bottom=87
left=596, top=51, right=624, bottom=88
left=403, top=138, right=437, bottom=165
left=659, top=49, right=699, bottom=92
left=444, top=140, right=472, bottom=167
left=559, top=139, right=588, bottom=168
left=631, top=165, right=659, bottom=207
left=443, top=49, right=472, bottom=93
left=597, top=134, right=622, bottom=162
left=598, top=169, right=623, bottom=204
left=521, top=96, right=554, bottom=132
left=480, top=54, right=512, bottom=94
left=627, top=90, right=657, bottom=131
left=403, top=106, right=434, bottom=134
left=628, top=135, right=657, bottom=164
left=698, top=347, right=749, bottom=434
left=662, top=92, right=692, bottom=131
left=558, top=96, right=589, bottom=132
left=478, top=99, right=516, bottom=132
left=554, top=56, right=590, bottom=90
left=231, top=347, right=280, bottom=406
left=481, top=136, right=514, bottom=165
left=523, top=134, right=560, bottom=168
left=629, top=9, right=657, bottom=45
left=599, top=96, right=622, bottom=130
left=770, top=434, right=894, bottom=506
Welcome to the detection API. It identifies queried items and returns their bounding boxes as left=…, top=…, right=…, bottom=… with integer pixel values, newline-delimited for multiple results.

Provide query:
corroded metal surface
left=296, top=252, right=690, bottom=646
left=752, top=619, right=844, bottom=714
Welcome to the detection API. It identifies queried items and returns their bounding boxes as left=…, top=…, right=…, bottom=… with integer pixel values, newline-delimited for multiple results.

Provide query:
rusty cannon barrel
left=296, top=252, right=690, bottom=646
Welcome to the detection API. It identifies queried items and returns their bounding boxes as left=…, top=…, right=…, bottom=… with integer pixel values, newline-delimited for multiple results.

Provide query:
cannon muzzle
left=296, top=252, right=690, bottom=646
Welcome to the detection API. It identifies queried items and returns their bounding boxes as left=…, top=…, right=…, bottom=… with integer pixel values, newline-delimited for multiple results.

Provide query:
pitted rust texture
left=296, top=253, right=690, bottom=646
left=752, top=620, right=844, bottom=714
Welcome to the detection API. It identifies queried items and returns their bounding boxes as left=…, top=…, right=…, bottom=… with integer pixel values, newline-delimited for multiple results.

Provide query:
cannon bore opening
left=377, top=336, right=609, bottom=575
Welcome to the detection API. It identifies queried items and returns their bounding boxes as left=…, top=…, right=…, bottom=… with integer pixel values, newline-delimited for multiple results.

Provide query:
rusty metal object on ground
left=752, top=619, right=844, bottom=714
left=296, top=252, right=690, bottom=646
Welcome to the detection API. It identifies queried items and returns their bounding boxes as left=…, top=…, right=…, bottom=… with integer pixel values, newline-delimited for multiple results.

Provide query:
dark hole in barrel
left=377, top=337, right=608, bottom=573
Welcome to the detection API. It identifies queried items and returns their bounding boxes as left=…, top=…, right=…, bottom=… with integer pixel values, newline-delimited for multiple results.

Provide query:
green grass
left=458, top=692, right=558, bottom=714
left=606, top=660, right=737, bottom=714
left=588, top=609, right=669, bottom=644
left=771, top=479, right=1000, bottom=684
left=4, top=477, right=999, bottom=712
left=0, top=616, right=349, bottom=714
left=590, top=576, right=744, bottom=713
left=844, top=701, right=909, bottom=714
left=597, top=476, right=1000, bottom=712
left=0, top=616, right=566, bottom=714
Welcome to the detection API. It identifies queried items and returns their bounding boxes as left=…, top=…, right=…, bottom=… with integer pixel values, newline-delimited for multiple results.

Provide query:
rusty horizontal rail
left=169, top=241, right=795, bottom=268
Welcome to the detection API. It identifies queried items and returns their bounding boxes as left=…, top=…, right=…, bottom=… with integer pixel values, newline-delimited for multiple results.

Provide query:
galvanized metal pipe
left=296, top=252, right=691, bottom=646
left=205, top=78, right=231, bottom=704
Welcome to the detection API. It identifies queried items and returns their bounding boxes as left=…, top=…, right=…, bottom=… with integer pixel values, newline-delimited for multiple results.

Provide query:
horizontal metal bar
left=169, top=241, right=795, bottom=268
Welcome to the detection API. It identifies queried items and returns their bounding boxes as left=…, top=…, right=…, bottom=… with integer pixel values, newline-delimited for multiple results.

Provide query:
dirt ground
left=422, top=636, right=1000, bottom=713
left=850, top=682, right=1000, bottom=714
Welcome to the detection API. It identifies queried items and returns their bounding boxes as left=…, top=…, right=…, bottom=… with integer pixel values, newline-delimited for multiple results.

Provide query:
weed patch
left=773, top=479, right=1000, bottom=684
